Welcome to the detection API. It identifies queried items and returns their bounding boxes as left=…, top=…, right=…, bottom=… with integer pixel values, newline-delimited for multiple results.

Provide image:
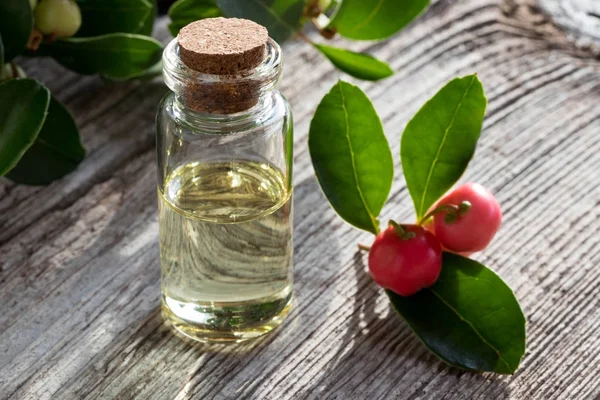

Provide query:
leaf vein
left=36, top=137, right=82, bottom=164
left=348, top=0, right=385, bottom=33
left=417, top=75, right=476, bottom=217
left=338, top=83, right=378, bottom=234
left=428, top=287, right=512, bottom=372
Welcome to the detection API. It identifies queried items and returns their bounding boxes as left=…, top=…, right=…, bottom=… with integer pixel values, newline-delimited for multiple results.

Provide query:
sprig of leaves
left=308, top=76, right=526, bottom=374
left=0, top=0, right=161, bottom=185
left=166, top=0, right=429, bottom=82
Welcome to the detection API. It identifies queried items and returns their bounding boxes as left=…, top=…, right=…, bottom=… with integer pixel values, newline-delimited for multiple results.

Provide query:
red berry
left=432, top=183, right=502, bottom=253
left=368, top=224, right=442, bottom=296
left=423, top=220, right=473, bottom=257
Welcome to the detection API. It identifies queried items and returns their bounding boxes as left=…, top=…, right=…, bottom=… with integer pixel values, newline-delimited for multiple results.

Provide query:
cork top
left=177, top=18, right=269, bottom=75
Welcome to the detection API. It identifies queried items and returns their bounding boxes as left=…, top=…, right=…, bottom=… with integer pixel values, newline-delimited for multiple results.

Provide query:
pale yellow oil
left=158, top=161, right=293, bottom=342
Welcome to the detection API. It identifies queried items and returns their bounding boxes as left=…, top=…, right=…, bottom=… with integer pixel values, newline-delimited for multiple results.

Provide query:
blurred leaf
left=309, top=81, right=393, bottom=234
left=104, top=59, right=163, bottom=81
left=329, top=0, right=429, bottom=40
left=76, top=0, right=154, bottom=37
left=0, top=78, right=50, bottom=176
left=216, top=0, right=304, bottom=43
left=6, top=96, right=85, bottom=185
left=168, top=0, right=221, bottom=36
left=401, top=75, right=486, bottom=219
left=139, top=0, right=157, bottom=35
left=46, top=33, right=163, bottom=79
left=0, top=33, right=4, bottom=66
left=387, top=253, right=526, bottom=374
left=314, top=44, right=393, bottom=81
left=0, top=0, right=33, bottom=61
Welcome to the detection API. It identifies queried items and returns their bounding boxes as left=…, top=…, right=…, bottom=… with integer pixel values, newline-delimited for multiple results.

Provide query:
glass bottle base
left=161, top=288, right=293, bottom=343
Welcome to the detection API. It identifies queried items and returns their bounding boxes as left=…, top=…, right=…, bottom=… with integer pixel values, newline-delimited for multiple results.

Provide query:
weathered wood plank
left=2, top=1, right=600, bottom=399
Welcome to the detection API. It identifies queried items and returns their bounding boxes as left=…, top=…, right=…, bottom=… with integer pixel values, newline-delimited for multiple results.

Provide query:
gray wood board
left=1, top=1, right=600, bottom=399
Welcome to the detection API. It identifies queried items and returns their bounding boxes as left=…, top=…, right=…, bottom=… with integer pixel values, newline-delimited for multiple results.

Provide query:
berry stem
left=389, top=220, right=416, bottom=240
left=418, top=201, right=471, bottom=225
left=357, top=243, right=371, bottom=252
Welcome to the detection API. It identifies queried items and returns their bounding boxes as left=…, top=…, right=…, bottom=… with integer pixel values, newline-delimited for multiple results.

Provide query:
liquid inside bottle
left=158, top=161, right=293, bottom=342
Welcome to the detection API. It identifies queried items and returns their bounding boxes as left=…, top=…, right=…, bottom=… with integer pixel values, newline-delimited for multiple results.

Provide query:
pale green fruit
left=35, top=0, right=82, bottom=38
left=319, top=0, right=332, bottom=11
left=29, top=0, right=38, bottom=10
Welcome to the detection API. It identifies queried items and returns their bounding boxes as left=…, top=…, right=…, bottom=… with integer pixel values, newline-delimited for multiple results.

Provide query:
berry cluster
left=368, top=183, right=502, bottom=296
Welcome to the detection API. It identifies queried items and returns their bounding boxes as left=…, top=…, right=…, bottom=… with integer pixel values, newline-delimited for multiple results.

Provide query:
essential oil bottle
left=156, top=18, right=293, bottom=343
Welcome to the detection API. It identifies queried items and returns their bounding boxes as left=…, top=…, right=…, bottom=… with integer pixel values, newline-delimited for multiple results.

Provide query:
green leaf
left=76, top=0, right=154, bottom=37
left=401, top=74, right=487, bottom=220
left=0, top=79, right=50, bottom=176
left=46, top=33, right=163, bottom=79
left=6, top=96, right=85, bottom=185
left=329, top=0, right=429, bottom=41
left=309, top=80, right=393, bottom=234
left=139, top=0, right=157, bottom=36
left=168, top=0, right=222, bottom=37
left=216, top=0, right=304, bottom=43
left=387, top=253, right=526, bottom=374
left=314, top=44, right=393, bottom=81
left=0, top=0, right=33, bottom=61
left=104, top=59, right=162, bottom=81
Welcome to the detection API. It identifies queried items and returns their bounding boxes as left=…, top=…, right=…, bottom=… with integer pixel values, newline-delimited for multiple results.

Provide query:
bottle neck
left=162, top=37, right=282, bottom=116
left=171, top=91, right=279, bottom=134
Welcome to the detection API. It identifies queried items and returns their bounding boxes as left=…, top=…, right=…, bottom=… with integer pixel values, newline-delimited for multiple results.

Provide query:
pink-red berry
left=368, top=224, right=442, bottom=296
left=432, top=183, right=502, bottom=253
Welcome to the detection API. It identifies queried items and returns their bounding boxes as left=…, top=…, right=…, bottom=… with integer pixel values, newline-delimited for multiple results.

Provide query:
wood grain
left=2, top=1, right=600, bottom=399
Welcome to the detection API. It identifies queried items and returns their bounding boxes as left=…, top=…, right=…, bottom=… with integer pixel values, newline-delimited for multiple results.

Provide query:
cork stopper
left=178, top=18, right=268, bottom=75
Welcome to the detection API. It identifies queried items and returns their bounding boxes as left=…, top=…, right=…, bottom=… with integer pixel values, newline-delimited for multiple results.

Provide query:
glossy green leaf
left=6, top=97, right=85, bottom=185
left=329, top=0, right=429, bottom=40
left=401, top=74, right=486, bottom=220
left=314, top=44, right=393, bottom=81
left=387, top=253, right=526, bottom=374
left=216, top=0, right=305, bottom=43
left=168, top=0, right=221, bottom=36
left=0, top=0, right=33, bottom=61
left=75, top=0, right=154, bottom=37
left=46, top=34, right=163, bottom=79
left=309, top=81, right=393, bottom=234
left=113, top=59, right=163, bottom=81
left=0, top=79, right=50, bottom=176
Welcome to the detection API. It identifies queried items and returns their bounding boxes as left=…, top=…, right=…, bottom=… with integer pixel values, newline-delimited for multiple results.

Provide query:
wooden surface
left=2, top=1, right=600, bottom=398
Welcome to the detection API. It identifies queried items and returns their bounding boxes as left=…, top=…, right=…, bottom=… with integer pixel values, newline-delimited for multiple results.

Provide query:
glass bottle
left=156, top=19, right=293, bottom=343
